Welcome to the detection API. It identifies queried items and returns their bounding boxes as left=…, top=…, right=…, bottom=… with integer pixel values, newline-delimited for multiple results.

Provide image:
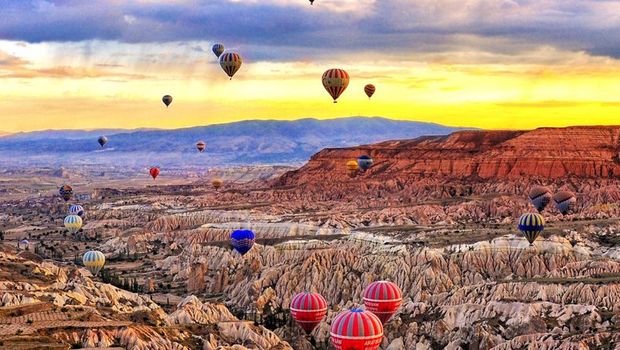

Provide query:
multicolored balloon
left=212, top=43, right=225, bottom=58
left=83, top=250, right=105, bottom=276
left=322, top=68, right=349, bottom=103
left=219, top=52, right=242, bottom=79
left=98, top=136, right=108, bottom=148
left=357, top=155, right=374, bottom=171
left=59, top=185, right=73, bottom=202
left=196, top=141, right=206, bottom=153
left=230, top=229, right=255, bottom=255
left=64, top=215, right=83, bottom=234
left=518, top=213, right=545, bottom=245
left=290, top=292, right=328, bottom=334
left=330, top=308, right=383, bottom=350
left=528, top=186, right=552, bottom=212
left=68, top=204, right=85, bottom=218
left=149, top=167, right=160, bottom=180
left=162, top=95, right=173, bottom=107
left=553, top=191, right=576, bottom=215
left=363, top=281, right=402, bottom=324
left=364, top=84, right=376, bottom=99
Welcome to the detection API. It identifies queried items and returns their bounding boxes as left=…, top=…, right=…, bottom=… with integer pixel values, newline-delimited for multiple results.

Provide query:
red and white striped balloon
left=290, top=292, right=328, bottom=334
left=322, top=68, right=349, bottom=103
left=330, top=308, right=383, bottom=350
left=362, top=281, right=402, bottom=324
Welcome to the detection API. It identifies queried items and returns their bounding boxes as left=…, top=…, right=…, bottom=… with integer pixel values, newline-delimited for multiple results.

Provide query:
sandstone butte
left=276, top=126, right=620, bottom=185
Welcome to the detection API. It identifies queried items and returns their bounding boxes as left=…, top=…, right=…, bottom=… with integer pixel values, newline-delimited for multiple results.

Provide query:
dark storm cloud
left=1, top=0, right=620, bottom=60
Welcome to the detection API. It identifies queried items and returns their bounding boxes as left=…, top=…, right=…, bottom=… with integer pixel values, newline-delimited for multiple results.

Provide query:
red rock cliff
left=277, top=126, right=620, bottom=185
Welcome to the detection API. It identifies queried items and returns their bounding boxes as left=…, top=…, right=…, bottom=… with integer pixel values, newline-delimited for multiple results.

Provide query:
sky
left=1, top=0, right=620, bottom=132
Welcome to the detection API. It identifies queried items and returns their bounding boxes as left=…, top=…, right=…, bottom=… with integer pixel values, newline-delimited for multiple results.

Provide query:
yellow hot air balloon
left=212, top=178, right=224, bottom=190
left=346, top=160, right=359, bottom=171
left=64, top=215, right=83, bottom=234
left=82, top=250, right=105, bottom=276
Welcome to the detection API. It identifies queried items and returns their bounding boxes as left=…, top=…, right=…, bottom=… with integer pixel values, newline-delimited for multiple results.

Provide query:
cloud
left=0, top=0, right=619, bottom=63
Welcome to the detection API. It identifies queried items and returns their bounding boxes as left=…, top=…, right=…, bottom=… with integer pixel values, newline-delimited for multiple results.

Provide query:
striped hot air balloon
left=230, top=229, right=255, bottom=255
left=363, top=281, right=402, bottom=324
left=518, top=213, right=545, bottom=245
left=68, top=204, right=85, bottom=218
left=82, top=250, right=105, bottom=276
left=364, top=84, right=376, bottom=99
left=162, top=95, right=173, bottom=107
left=64, top=215, right=83, bottom=234
left=528, top=186, right=552, bottom=212
left=59, top=184, right=73, bottom=202
left=330, top=308, right=383, bottom=350
left=196, top=141, right=206, bottom=153
left=322, top=68, right=349, bottom=103
left=212, top=43, right=225, bottom=58
left=219, top=52, right=242, bottom=79
left=357, top=155, right=374, bottom=171
left=290, top=292, right=328, bottom=334
left=149, top=167, right=160, bottom=180
left=553, top=191, right=576, bottom=215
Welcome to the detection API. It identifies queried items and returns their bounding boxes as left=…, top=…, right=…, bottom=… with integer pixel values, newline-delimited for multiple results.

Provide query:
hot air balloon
left=554, top=191, right=576, bottom=215
left=68, top=204, right=85, bottom=218
left=322, top=68, right=349, bottom=103
left=162, top=95, right=173, bottom=107
left=212, top=43, right=225, bottom=58
left=212, top=178, right=224, bottom=190
left=518, top=213, right=545, bottom=245
left=64, top=215, right=83, bottom=234
left=196, top=141, right=206, bottom=153
left=346, top=160, right=359, bottom=171
left=364, top=84, right=376, bottom=99
left=230, top=229, right=255, bottom=255
left=357, top=155, right=374, bottom=171
left=83, top=250, right=105, bottom=276
left=528, top=186, right=552, bottom=212
left=59, top=185, right=73, bottom=202
left=219, top=52, right=242, bottom=79
left=149, top=167, right=160, bottom=180
left=330, top=308, right=383, bottom=350
left=290, top=292, right=328, bottom=334
left=19, top=239, right=29, bottom=249
left=309, top=0, right=314, bottom=4
left=98, top=136, right=108, bottom=148
left=363, top=281, right=402, bottom=324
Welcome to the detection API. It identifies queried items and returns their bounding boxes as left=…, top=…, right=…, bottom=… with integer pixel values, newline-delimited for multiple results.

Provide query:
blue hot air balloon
left=69, top=204, right=85, bottom=218
left=357, top=155, right=374, bottom=171
left=230, top=229, right=255, bottom=255
left=518, top=213, right=545, bottom=245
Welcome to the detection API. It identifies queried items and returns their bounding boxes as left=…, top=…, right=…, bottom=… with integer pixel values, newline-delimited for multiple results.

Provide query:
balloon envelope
left=98, top=136, right=108, bottom=147
left=363, top=281, right=402, bottom=324
left=230, top=229, right=255, bottom=255
left=64, top=215, right=83, bottom=234
left=69, top=204, right=85, bottom=218
left=219, top=52, right=242, bottom=79
left=150, top=167, right=160, bottom=179
left=528, top=186, right=552, bottom=212
left=357, top=155, right=374, bottom=171
left=212, top=43, right=225, bottom=58
left=518, top=213, right=545, bottom=245
left=211, top=178, right=224, bottom=190
left=290, top=292, right=327, bottom=334
left=59, top=185, right=73, bottom=202
left=196, top=141, right=206, bottom=152
left=162, top=95, right=173, bottom=107
left=83, top=250, right=105, bottom=276
left=553, top=191, right=576, bottom=215
left=322, top=68, right=349, bottom=103
left=330, top=308, right=383, bottom=350
left=364, top=84, right=376, bottom=98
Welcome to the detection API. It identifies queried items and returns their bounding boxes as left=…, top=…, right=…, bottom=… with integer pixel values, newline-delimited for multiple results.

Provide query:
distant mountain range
left=0, top=117, right=465, bottom=168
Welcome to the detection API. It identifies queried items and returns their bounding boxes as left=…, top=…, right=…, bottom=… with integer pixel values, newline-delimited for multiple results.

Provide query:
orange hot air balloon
left=322, top=68, right=349, bottom=103
left=364, top=84, right=375, bottom=99
left=211, top=178, right=223, bottom=190
left=149, top=167, right=160, bottom=180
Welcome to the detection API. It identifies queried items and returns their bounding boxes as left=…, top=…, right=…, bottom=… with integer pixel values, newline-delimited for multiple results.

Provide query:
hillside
left=0, top=117, right=461, bottom=168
